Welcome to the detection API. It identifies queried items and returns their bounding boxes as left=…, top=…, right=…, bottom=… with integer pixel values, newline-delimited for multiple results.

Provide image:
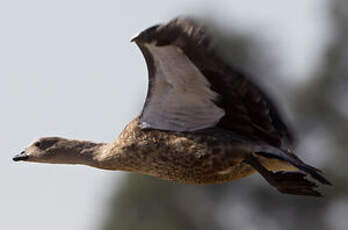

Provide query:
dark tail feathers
left=255, top=150, right=331, bottom=186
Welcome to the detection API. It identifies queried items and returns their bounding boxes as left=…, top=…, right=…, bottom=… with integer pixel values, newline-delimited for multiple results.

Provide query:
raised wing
left=133, top=17, right=293, bottom=148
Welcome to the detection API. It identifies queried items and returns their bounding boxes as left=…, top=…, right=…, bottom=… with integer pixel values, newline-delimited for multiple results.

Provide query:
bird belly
left=133, top=144, right=257, bottom=184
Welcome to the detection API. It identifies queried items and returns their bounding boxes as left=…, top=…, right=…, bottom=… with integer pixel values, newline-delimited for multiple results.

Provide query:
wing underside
left=137, top=43, right=225, bottom=131
left=134, top=17, right=293, bottom=149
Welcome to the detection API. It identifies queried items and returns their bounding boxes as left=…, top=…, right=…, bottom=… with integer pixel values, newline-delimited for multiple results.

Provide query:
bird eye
left=34, top=138, right=59, bottom=150
left=34, top=142, right=41, bottom=148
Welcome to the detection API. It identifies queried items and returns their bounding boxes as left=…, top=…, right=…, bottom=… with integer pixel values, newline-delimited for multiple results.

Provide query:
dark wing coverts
left=133, top=17, right=292, bottom=149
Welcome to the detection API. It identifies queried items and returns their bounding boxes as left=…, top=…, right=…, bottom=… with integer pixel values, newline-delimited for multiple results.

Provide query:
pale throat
left=51, top=141, right=108, bottom=167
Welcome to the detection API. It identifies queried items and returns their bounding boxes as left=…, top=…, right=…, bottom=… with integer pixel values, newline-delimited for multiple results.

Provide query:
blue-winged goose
left=13, top=17, right=331, bottom=196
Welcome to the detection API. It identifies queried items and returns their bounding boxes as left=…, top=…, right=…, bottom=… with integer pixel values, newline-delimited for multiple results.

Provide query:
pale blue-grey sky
left=1, top=0, right=330, bottom=229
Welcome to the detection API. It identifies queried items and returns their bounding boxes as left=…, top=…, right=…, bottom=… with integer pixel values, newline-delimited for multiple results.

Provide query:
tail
left=255, top=145, right=331, bottom=186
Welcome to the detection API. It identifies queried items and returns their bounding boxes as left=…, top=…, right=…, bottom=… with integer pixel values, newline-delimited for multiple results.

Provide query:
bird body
left=14, top=17, right=330, bottom=196
left=97, top=118, right=257, bottom=184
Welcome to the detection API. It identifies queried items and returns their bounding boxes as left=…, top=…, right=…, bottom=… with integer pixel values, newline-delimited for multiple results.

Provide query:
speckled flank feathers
left=100, top=118, right=256, bottom=184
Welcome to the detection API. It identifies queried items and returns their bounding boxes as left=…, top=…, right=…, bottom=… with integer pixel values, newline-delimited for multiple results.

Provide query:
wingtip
left=130, top=33, right=139, bottom=43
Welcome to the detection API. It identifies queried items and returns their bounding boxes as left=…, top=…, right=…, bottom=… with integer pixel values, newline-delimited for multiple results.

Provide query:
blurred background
left=1, top=0, right=347, bottom=229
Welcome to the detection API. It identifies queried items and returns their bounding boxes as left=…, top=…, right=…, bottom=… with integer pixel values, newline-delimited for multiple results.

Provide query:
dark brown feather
left=135, top=17, right=293, bottom=149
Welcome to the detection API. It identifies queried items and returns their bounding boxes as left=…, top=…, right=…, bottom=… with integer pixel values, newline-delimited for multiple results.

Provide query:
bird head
left=13, top=137, right=71, bottom=163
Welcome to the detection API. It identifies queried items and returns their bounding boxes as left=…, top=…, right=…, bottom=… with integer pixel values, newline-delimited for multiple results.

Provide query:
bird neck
left=38, top=140, right=130, bottom=171
left=46, top=141, right=108, bottom=167
left=76, top=142, right=108, bottom=166
left=90, top=139, right=137, bottom=171
left=87, top=118, right=149, bottom=171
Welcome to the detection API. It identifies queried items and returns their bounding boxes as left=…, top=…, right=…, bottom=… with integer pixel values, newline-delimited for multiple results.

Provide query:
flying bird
left=13, top=17, right=331, bottom=196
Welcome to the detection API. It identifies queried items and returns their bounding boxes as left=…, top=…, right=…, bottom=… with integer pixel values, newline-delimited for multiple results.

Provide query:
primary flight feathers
left=134, top=17, right=293, bottom=148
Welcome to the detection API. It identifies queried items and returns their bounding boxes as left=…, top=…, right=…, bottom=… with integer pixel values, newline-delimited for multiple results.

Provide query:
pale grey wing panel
left=134, top=17, right=294, bottom=148
left=139, top=43, right=225, bottom=132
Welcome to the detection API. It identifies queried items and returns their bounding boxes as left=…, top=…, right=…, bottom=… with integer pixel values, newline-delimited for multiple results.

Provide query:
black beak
left=13, top=151, right=29, bottom=162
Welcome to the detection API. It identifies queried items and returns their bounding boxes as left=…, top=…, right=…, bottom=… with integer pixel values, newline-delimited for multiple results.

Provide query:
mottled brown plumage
left=98, top=118, right=257, bottom=184
left=14, top=17, right=331, bottom=197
